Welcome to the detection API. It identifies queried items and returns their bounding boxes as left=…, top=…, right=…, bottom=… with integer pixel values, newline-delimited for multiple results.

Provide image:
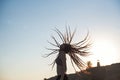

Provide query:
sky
left=0, top=0, right=120, bottom=80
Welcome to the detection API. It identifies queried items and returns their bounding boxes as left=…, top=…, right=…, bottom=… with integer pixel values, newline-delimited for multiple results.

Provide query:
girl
left=46, top=27, right=90, bottom=80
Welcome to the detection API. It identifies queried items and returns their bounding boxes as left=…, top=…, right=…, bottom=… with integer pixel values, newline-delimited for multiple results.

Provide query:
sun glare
left=90, top=39, right=118, bottom=66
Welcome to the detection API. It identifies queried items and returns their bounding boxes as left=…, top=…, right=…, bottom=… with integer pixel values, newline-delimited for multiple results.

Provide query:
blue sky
left=0, top=0, right=120, bottom=80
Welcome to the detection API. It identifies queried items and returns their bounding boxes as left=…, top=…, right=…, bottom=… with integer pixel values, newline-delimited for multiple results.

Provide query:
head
left=60, top=43, right=72, bottom=53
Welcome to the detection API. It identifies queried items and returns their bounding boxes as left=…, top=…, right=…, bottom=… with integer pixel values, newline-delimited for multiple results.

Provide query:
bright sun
left=90, top=39, right=118, bottom=66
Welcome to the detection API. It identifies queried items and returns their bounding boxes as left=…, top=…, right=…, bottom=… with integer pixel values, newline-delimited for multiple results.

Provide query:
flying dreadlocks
left=46, top=27, right=91, bottom=73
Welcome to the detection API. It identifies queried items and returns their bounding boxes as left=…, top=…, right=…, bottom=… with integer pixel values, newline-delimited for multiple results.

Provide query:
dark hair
left=60, top=44, right=72, bottom=53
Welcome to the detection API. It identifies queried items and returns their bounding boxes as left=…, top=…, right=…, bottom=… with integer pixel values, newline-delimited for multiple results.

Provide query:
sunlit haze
left=0, top=0, right=120, bottom=80
left=90, top=38, right=119, bottom=66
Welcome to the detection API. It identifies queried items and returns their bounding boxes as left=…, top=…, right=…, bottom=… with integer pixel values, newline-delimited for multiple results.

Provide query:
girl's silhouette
left=46, top=27, right=90, bottom=80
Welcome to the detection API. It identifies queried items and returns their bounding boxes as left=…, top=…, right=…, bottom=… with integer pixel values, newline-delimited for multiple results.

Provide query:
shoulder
left=59, top=51, right=65, bottom=56
left=58, top=51, right=66, bottom=61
